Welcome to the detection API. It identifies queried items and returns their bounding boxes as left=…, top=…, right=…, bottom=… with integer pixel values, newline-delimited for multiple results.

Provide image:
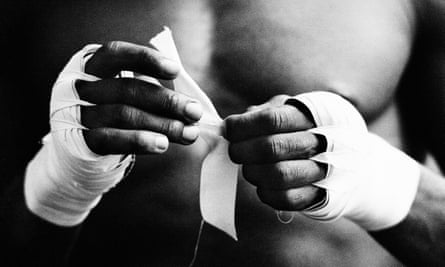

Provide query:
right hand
left=24, top=41, right=205, bottom=226
left=77, top=41, right=203, bottom=155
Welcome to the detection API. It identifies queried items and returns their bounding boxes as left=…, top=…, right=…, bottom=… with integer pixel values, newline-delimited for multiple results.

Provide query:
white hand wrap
left=150, top=28, right=239, bottom=240
left=292, top=91, right=420, bottom=231
left=24, top=45, right=134, bottom=226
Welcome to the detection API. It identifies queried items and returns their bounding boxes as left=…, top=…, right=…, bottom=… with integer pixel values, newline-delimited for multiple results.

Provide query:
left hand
left=224, top=95, right=327, bottom=211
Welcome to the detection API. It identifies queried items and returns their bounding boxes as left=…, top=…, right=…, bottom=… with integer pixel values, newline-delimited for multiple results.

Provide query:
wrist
left=25, top=130, right=132, bottom=226
left=288, top=91, right=420, bottom=230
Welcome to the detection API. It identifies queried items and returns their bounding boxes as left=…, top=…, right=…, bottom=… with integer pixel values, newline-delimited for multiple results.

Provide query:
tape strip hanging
left=150, top=27, right=239, bottom=240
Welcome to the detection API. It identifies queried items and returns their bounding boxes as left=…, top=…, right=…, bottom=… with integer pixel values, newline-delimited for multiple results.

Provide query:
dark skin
left=4, top=0, right=445, bottom=266
left=80, top=41, right=203, bottom=154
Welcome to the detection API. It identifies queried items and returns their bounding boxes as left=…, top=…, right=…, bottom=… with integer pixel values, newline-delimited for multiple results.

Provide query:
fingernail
left=155, top=136, right=169, bottom=152
left=185, top=102, right=203, bottom=121
left=182, top=126, right=200, bottom=142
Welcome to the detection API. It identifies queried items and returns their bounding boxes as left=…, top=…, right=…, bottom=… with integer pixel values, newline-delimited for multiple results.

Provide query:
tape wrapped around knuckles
left=25, top=44, right=134, bottom=226
left=289, top=92, right=420, bottom=230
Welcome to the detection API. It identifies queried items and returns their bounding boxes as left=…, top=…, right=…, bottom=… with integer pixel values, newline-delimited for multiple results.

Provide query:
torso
left=38, top=0, right=418, bottom=265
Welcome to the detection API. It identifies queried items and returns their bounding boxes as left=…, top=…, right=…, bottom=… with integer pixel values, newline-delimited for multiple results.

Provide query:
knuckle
left=120, top=78, right=139, bottom=102
left=294, top=165, right=308, bottom=180
left=138, top=46, right=156, bottom=65
left=117, top=105, right=130, bottom=121
left=162, top=120, right=184, bottom=138
left=289, top=188, right=318, bottom=210
left=103, top=41, right=122, bottom=56
left=262, top=108, right=287, bottom=130
left=268, top=137, right=288, bottom=157
left=131, top=132, right=145, bottom=151
left=285, top=190, right=304, bottom=208
left=301, top=133, right=316, bottom=148
left=295, top=133, right=317, bottom=156
left=272, top=94, right=289, bottom=103
left=290, top=134, right=304, bottom=150
left=164, top=92, right=181, bottom=112
left=274, top=162, right=292, bottom=181
left=113, top=105, right=133, bottom=125
left=124, top=106, right=135, bottom=122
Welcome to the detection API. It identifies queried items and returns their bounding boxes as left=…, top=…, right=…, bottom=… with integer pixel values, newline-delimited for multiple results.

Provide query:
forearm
left=371, top=167, right=445, bottom=266
left=1, top=173, right=81, bottom=266
left=374, top=1, right=445, bottom=265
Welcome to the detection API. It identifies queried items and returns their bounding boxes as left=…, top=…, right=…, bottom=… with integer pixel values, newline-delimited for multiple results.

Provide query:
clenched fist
left=225, top=96, right=327, bottom=211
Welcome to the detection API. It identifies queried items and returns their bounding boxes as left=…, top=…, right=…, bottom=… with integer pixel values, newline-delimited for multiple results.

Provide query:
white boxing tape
left=25, top=45, right=134, bottom=226
left=150, top=28, right=239, bottom=240
left=292, top=91, right=420, bottom=231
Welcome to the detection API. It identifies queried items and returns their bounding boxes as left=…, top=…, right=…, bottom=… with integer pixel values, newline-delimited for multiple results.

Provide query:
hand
left=225, top=96, right=327, bottom=211
left=226, top=91, right=420, bottom=230
left=77, top=41, right=203, bottom=155
left=23, top=40, right=205, bottom=226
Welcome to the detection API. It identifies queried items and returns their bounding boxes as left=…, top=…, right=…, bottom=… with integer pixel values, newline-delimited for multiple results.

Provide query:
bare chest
left=170, top=0, right=413, bottom=149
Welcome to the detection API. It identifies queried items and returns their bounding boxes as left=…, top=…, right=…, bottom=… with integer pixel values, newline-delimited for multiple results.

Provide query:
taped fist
left=226, top=92, right=420, bottom=231
left=25, top=41, right=203, bottom=227
left=225, top=96, right=328, bottom=211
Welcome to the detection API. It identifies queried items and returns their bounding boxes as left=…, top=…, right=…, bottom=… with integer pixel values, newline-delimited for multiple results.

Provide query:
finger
left=256, top=186, right=326, bottom=211
left=247, top=94, right=290, bottom=111
left=85, top=41, right=180, bottom=79
left=225, top=105, right=314, bottom=142
left=229, top=132, right=326, bottom=164
left=83, top=128, right=169, bottom=155
left=76, top=79, right=203, bottom=123
left=242, top=160, right=327, bottom=190
left=81, top=105, right=199, bottom=144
